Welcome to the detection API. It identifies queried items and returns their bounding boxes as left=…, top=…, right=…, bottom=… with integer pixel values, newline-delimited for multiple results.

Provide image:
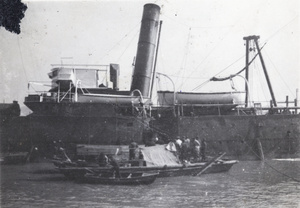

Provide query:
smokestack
left=130, top=4, right=161, bottom=97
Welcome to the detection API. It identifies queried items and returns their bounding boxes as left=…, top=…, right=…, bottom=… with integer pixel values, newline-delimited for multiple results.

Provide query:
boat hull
left=189, top=160, right=238, bottom=174
left=81, top=172, right=158, bottom=185
left=57, top=160, right=238, bottom=179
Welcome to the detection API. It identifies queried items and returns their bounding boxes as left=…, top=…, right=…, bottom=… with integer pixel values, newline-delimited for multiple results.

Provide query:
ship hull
left=0, top=115, right=146, bottom=158
left=1, top=113, right=299, bottom=160
left=152, top=114, right=300, bottom=160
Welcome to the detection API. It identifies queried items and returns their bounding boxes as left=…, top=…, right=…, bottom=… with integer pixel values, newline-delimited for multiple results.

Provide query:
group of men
left=173, top=136, right=207, bottom=162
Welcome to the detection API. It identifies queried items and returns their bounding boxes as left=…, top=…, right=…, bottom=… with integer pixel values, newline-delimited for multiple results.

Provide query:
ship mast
left=243, top=35, right=277, bottom=107
left=244, top=37, right=250, bottom=107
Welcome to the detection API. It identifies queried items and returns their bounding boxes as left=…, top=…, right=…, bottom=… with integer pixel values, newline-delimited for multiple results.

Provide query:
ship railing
left=236, top=106, right=300, bottom=115
left=27, top=81, right=52, bottom=95
left=58, top=87, right=73, bottom=103
left=25, top=91, right=75, bottom=103
left=25, top=91, right=57, bottom=103
left=151, top=102, right=300, bottom=116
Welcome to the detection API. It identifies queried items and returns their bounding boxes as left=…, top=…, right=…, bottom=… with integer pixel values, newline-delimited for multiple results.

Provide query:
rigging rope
left=192, top=43, right=266, bottom=91
left=210, top=50, right=260, bottom=82
left=17, top=37, right=29, bottom=85
left=98, top=23, right=140, bottom=62
left=264, top=15, right=298, bottom=43
left=178, top=28, right=192, bottom=90
left=191, top=54, right=244, bottom=91
left=116, top=29, right=140, bottom=63
left=133, top=115, right=172, bottom=140
left=264, top=49, right=295, bottom=97
left=242, top=138, right=300, bottom=183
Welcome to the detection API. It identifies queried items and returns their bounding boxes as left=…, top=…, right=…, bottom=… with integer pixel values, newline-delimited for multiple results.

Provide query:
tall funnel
left=130, top=4, right=161, bottom=97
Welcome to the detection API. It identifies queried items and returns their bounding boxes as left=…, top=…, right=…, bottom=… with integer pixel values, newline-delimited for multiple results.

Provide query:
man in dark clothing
left=143, top=128, right=157, bottom=147
left=129, top=141, right=138, bottom=160
left=98, top=153, right=109, bottom=167
left=109, top=156, right=121, bottom=178
left=181, top=137, right=189, bottom=162
left=200, top=138, right=207, bottom=161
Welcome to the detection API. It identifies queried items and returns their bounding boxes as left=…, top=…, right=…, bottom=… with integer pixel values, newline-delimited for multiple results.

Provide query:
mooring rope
left=242, top=139, right=300, bottom=183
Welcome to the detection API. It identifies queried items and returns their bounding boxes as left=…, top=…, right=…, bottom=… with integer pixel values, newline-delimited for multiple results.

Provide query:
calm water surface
left=1, top=160, right=299, bottom=208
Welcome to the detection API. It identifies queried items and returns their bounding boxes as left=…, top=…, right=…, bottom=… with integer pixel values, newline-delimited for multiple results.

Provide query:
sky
left=0, top=0, right=299, bottom=115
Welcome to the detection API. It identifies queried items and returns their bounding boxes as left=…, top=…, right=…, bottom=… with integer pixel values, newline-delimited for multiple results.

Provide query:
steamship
left=14, top=4, right=300, bottom=160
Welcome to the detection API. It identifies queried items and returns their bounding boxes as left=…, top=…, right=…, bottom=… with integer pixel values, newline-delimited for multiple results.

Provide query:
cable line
left=17, top=36, right=28, bottom=84
left=116, top=29, right=140, bottom=63
left=242, top=138, right=300, bottom=183
left=99, top=23, right=140, bottom=61
left=263, top=15, right=298, bottom=43
left=264, top=49, right=295, bottom=97
left=192, top=43, right=266, bottom=91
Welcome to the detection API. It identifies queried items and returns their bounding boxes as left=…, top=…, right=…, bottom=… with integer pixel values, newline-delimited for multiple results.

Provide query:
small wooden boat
left=154, top=165, right=206, bottom=177
left=205, top=159, right=238, bottom=173
left=57, top=167, right=90, bottom=180
left=58, top=153, right=232, bottom=179
left=57, top=165, right=203, bottom=179
left=189, top=159, right=238, bottom=174
left=82, top=172, right=159, bottom=185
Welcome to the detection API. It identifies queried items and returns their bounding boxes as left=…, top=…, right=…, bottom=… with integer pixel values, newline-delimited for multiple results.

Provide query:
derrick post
left=244, top=38, right=250, bottom=107
left=253, top=36, right=277, bottom=107
left=243, top=35, right=277, bottom=107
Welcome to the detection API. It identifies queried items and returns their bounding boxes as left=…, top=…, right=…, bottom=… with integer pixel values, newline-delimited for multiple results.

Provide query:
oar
left=25, top=146, right=35, bottom=163
left=195, top=152, right=226, bottom=176
left=85, top=167, right=96, bottom=174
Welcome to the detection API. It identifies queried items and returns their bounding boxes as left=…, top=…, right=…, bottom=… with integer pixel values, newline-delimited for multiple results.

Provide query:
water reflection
left=1, top=160, right=299, bottom=208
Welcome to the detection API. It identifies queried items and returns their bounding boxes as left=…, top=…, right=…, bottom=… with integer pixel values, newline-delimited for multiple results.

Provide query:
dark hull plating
left=1, top=113, right=299, bottom=160
left=153, top=114, right=300, bottom=160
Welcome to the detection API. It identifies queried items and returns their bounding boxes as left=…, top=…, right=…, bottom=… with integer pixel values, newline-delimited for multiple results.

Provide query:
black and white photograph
left=0, top=0, right=299, bottom=207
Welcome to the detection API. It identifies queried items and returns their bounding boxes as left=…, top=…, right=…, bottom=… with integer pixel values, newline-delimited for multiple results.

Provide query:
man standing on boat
left=200, top=138, right=207, bottom=161
left=98, top=153, right=109, bottom=167
left=175, top=136, right=182, bottom=160
left=181, top=137, right=189, bottom=162
left=191, top=137, right=201, bottom=161
left=129, top=140, right=139, bottom=160
left=109, top=155, right=121, bottom=178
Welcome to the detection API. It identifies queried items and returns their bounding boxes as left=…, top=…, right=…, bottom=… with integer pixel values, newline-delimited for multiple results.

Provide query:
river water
left=1, top=160, right=299, bottom=208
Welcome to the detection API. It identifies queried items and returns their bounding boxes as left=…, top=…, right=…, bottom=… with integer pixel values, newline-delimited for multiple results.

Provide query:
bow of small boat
left=203, top=159, right=238, bottom=174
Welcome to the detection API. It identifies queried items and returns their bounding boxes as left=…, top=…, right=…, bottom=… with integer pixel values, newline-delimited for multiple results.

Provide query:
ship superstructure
left=25, top=4, right=162, bottom=118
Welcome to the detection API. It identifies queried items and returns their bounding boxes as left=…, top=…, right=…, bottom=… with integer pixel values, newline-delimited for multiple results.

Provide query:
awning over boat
left=141, top=145, right=180, bottom=167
